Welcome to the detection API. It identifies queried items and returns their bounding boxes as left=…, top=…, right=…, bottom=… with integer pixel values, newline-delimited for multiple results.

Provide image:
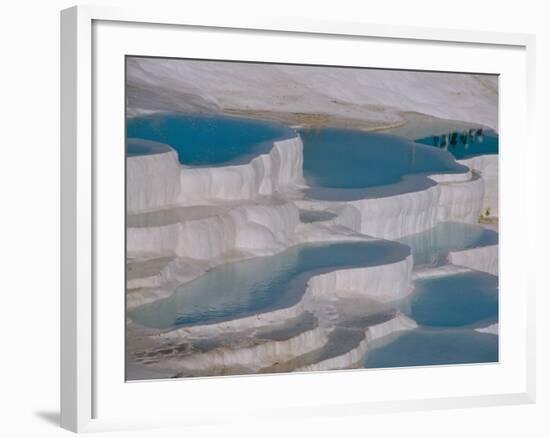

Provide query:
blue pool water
left=128, top=240, right=410, bottom=329
left=403, top=271, right=498, bottom=327
left=362, top=270, right=498, bottom=369
left=398, top=222, right=498, bottom=267
left=362, top=329, right=498, bottom=368
left=415, top=129, right=499, bottom=159
left=127, top=112, right=296, bottom=166
left=300, top=128, right=469, bottom=201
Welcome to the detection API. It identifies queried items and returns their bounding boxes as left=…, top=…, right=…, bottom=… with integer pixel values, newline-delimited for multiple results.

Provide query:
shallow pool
left=126, top=112, right=296, bottom=166
left=403, top=271, right=498, bottom=327
left=362, top=269, right=498, bottom=369
left=300, top=128, right=468, bottom=201
left=362, top=329, right=498, bottom=368
left=398, top=222, right=498, bottom=267
left=128, top=240, right=410, bottom=329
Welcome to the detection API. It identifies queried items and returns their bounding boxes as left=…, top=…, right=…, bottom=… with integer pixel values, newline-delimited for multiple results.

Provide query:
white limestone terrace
left=125, top=59, right=499, bottom=379
left=300, top=172, right=486, bottom=240
left=129, top=312, right=418, bottom=377
left=382, top=114, right=498, bottom=220
left=128, top=239, right=414, bottom=331
left=127, top=233, right=416, bottom=377
left=126, top=128, right=497, bottom=378
left=459, top=154, right=498, bottom=217
left=127, top=119, right=491, bottom=244
left=126, top=214, right=498, bottom=378
left=126, top=139, right=497, bottom=378
left=129, top=292, right=419, bottom=378
left=127, top=114, right=304, bottom=213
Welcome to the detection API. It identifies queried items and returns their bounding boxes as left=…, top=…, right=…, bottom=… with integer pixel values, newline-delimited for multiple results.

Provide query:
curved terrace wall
left=178, top=136, right=303, bottom=204
left=300, top=171, right=484, bottom=240
left=307, top=256, right=414, bottom=304
left=159, top=325, right=328, bottom=376
left=448, top=244, right=499, bottom=275
left=127, top=135, right=304, bottom=214
left=127, top=148, right=182, bottom=213
left=459, top=155, right=498, bottom=217
left=127, top=202, right=300, bottom=259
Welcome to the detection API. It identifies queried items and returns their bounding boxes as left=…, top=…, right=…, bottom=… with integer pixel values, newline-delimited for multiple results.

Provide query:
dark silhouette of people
left=426, top=127, right=488, bottom=152
left=450, top=132, right=458, bottom=146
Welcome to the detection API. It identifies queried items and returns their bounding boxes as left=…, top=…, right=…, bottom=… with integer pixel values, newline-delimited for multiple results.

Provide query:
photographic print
left=125, top=57, right=498, bottom=380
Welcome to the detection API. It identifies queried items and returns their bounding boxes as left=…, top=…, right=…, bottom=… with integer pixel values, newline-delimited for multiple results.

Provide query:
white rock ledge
left=127, top=202, right=300, bottom=260
left=448, top=244, right=499, bottom=275
left=127, top=135, right=304, bottom=214
left=295, top=313, right=418, bottom=372
left=307, top=256, right=414, bottom=304
left=179, top=136, right=304, bottom=204
left=366, top=313, right=418, bottom=343
left=412, top=264, right=474, bottom=280
left=160, top=325, right=328, bottom=375
left=298, top=171, right=484, bottom=240
left=459, top=154, right=498, bottom=217
left=294, top=332, right=368, bottom=372
left=127, top=149, right=182, bottom=213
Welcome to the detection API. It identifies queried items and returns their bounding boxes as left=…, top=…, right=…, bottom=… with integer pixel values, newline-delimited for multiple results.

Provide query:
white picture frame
left=60, top=4, right=537, bottom=433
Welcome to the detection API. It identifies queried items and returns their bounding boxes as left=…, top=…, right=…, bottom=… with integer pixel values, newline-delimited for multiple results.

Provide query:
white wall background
left=0, top=0, right=547, bottom=436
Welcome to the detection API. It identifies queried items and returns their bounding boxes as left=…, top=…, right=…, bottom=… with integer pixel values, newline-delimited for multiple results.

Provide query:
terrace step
left=258, top=326, right=366, bottom=373
left=258, top=307, right=400, bottom=374
left=131, top=312, right=329, bottom=377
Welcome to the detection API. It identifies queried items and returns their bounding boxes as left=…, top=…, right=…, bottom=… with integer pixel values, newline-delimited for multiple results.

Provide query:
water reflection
left=418, top=127, right=497, bottom=159
left=433, top=128, right=484, bottom=150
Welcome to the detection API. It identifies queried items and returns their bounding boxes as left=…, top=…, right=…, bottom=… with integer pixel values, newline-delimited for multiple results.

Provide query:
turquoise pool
left=403, top=271, right=498, bottom=328
left=362, top=329, right=498, bottom=368
left=128, top=240, right=410, bottom=329
left=300, top=128, right=469, bottom=201
left=363, top=270, right=498, bottom=369
left=126, top=112, right=296, bottom=166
